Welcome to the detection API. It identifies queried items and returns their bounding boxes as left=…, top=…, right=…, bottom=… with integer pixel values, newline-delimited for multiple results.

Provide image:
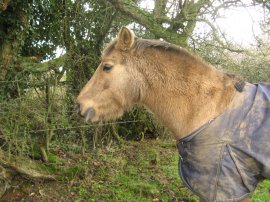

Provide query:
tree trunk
left=0, top=2, right=28, bottom=81
left=153, top=0, right=167, bottom=24
left=0, top=41, right=12, bottom=80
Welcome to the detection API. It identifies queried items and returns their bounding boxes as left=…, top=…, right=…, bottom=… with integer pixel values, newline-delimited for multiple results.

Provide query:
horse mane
left=133, top=38, right=191, bottom=55
left=103, top=37, right=194, bottom=58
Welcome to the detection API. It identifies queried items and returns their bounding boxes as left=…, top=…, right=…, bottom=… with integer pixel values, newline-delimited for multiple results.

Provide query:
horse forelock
left=102, top=39, right=117, bottom=57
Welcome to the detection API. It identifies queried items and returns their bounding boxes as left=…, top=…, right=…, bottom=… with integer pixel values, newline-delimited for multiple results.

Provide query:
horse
left=76, top=27, right=270, bottom=202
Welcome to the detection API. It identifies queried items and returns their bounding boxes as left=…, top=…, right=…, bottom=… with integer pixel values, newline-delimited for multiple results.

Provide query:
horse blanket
left=177, top=83, right=270, bottom=202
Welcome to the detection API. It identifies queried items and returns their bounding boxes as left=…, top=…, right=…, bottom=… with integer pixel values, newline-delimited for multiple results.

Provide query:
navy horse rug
left=177, top=83, right=270, bottom=202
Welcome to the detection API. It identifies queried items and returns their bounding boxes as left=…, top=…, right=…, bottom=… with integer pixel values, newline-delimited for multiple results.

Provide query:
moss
left=47, top=153, right=58, bottom=163
left=20, top=55, right=66, bottom=73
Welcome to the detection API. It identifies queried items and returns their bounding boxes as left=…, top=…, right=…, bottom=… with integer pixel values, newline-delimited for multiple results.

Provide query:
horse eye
left=103, top=64, right=112, bottom=72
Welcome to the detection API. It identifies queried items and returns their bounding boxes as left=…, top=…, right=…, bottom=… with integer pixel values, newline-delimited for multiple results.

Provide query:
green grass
left=14, top=139, right=269, bottom=201
left=71, top=140, right=199, bottom=201
left=71, top=139, right=269, bottom=202
left=252, top=180, right=270, bottom=202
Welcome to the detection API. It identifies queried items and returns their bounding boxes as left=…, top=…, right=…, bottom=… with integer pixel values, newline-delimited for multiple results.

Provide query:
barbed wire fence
left=0, top=76, right=159, bottom=162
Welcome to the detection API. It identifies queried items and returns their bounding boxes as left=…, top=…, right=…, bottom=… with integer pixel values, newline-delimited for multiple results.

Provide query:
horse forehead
left=101, top=51, right=126, bottom=64
left=102, top=45, right=120, bottom=58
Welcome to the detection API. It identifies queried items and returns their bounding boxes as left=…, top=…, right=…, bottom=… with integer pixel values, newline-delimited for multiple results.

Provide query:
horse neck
left=139, top=49, right=236, bottom=139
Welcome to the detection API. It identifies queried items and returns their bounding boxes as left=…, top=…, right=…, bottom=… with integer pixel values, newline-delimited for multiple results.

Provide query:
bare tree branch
left=0, top=149, right=56, bottom=180
left=106, top=0, right=189, bottom=46
left=195, top=18, right=244, bottom=53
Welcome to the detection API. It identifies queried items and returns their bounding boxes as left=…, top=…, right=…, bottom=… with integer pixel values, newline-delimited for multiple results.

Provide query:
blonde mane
left=103, top=38, right=194, bottom=58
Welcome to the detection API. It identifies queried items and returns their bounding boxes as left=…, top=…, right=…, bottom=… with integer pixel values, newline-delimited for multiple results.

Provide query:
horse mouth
left=83, top=108, right=96, bottom=123
left=77, top=101, right=125, bottom=123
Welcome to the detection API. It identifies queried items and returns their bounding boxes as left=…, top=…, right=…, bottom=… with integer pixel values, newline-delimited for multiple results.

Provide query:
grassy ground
left=1, top=139, right=270, bottom=201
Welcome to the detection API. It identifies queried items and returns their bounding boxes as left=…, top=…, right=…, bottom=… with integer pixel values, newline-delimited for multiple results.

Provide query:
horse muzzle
left=76, top=103, right=96, bottom=122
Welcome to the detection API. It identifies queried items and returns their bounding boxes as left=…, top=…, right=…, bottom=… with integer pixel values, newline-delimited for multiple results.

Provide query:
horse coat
left=177, top=83, right=270, bottom=202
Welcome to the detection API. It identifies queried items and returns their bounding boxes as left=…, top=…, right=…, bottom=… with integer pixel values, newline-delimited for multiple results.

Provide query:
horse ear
left=115, top=27, right=135, bottom=51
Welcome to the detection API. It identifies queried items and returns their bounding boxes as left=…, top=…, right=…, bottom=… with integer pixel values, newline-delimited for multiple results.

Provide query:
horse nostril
left=85, top=107, right=96, bottom=122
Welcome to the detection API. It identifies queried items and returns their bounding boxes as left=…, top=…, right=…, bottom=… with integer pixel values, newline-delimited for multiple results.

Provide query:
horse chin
left=85, top=116, right=99, bottom=123
left=102, top=109, right=125, bottom=122
left=84, top=111, right=124, bottom=123
left=83, top=100, right=127, bottom=123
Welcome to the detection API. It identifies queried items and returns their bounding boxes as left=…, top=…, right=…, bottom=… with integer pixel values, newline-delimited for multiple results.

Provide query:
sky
left=215, top=4, right=264, bottom=46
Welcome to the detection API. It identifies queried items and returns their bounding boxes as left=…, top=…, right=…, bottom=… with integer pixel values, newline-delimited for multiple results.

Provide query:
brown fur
left=77, top=27, right=248, bottom=201
left=77, top=28, right=237, bottom=137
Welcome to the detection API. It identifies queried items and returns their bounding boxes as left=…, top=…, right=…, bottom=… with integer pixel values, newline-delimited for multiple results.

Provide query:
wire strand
left=26, top=120, right=144, bottom=133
